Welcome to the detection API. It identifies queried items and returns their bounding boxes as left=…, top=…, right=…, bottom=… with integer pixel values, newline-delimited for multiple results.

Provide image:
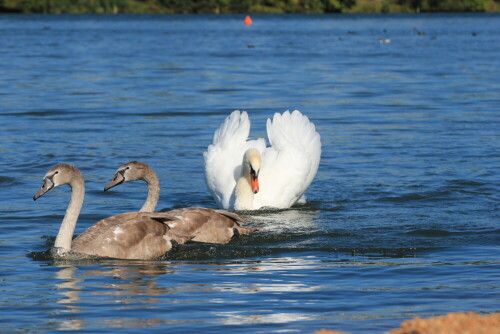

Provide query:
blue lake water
left=0, top=13, right=499, bottom=333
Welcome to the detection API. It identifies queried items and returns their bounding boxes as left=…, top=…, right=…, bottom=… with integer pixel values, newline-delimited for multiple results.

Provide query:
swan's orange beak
left=251, top=174, right=259, bottom=194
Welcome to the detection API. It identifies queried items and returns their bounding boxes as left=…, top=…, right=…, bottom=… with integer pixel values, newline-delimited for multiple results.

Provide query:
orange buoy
left=244, top=16, right=252, bottom=26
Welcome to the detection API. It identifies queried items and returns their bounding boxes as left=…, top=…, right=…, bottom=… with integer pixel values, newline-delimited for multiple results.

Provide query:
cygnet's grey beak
left=104, top=170, right=125, bottom=191
left=34, top=178, right=53, bottom=200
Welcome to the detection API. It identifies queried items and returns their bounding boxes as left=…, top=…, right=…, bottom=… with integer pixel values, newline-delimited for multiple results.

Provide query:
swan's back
left=72, top=212, right=174, bottom=260
left=166, top=207, right=258, bottom=244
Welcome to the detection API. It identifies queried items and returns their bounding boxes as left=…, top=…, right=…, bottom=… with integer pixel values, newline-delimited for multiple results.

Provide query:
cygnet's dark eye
left=126, top=167, right=130, bottom=170
left=55, top=171, right=59, bottom=174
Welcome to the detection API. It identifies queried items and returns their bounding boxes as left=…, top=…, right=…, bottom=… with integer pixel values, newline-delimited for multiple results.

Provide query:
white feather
left=204, top=110, right=321, bottom=210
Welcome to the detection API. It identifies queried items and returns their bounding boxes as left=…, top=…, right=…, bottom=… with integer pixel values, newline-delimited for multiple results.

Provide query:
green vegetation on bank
left=0, top=0, right=498, bottom=14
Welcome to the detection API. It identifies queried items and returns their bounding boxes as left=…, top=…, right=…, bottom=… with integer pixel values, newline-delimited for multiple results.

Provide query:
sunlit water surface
left=0, top=14, right=499, bottom=333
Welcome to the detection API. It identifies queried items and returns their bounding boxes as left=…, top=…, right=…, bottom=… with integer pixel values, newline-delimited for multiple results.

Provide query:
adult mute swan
left=33, top=163, right=188, bottom=260
left=204, top=110, right=321, bottom=210
left=104, top=161, right=259, bottom=243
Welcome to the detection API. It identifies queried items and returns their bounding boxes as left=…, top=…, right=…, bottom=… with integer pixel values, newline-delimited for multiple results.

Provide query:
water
left=0, top=13, right=499, bottom=333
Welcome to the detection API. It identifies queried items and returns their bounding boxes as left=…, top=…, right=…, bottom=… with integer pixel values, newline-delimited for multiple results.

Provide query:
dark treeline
left=0, top=0, right=498, bottom=14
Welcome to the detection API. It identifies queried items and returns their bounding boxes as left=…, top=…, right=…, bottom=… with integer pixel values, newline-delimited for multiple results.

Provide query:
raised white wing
left=254, top=110, right=321, bottom=209
left=204, top=110, right=265, bottom=209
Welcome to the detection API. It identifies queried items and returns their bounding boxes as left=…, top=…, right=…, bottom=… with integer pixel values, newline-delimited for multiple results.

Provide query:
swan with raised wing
left=104, top=161, right=259, bottom=243
left=33, top=163, right=187, bottom=260
left=204, top=110, right=321, bottom=210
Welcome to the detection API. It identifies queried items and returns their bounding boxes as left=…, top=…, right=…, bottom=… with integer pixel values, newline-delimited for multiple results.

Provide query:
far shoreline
left=1, top=0, right=498, bottom=15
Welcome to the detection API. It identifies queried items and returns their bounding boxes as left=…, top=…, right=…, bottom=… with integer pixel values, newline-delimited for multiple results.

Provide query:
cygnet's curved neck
left=140, top=169, right=159, bottom=212
left=54, top=176, right=85, bottom=251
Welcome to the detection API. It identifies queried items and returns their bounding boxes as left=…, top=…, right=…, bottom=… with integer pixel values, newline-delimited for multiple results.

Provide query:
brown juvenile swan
left=104, top=161, right=259, bottom=243
left=33, top=163, right=189, bottom=260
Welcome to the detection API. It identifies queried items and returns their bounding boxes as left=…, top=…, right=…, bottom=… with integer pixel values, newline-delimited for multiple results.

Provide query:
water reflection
left=221, top=256, right=331, bottom=274
left=86, top=264, right=176, bottom=308
left=46, top=251, right=445, bottom=331
left=48, top=255, right=333, bottom=330
left=214, top=311, right=318, bottom=325
left=54, top=265, right=84, bottom=330
left=52, top=262, right=177, bottom=330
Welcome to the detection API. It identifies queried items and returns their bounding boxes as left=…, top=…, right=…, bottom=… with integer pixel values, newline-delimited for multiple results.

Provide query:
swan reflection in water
left=52, top=262, right=175, bottom=330
left=54, top=265, right=84, bottom=331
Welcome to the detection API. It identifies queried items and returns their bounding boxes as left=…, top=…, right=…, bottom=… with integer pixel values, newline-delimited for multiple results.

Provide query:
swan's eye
left=55, top=171, right=59, bottom=174
left=126, top=167, right=130, bottom=170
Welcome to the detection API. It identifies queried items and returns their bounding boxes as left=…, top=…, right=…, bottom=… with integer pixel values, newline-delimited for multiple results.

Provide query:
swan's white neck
left=140, top=170, right=159, bottom=212
left=234, top=175, right=254, bottom=210
left=54, top=178, right=84, bottom=251
left=234, top=149, right=261, bottom=211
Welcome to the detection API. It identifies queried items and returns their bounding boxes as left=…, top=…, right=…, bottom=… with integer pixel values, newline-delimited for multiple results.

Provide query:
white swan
left=104, top=161, right=259, bottom=243
left=33, top=163, right=188, bottom=260
left=204, top=110, right=321, bottom=210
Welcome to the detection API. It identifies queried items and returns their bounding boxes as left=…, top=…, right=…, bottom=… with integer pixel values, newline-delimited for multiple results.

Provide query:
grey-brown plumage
left=105, top=161, right=260, bottom=244
left=71, top=212, right=179, bottom=259
left=34, top=164, right=182, bottom=260
left=166, top=207, right=258, bottom=244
